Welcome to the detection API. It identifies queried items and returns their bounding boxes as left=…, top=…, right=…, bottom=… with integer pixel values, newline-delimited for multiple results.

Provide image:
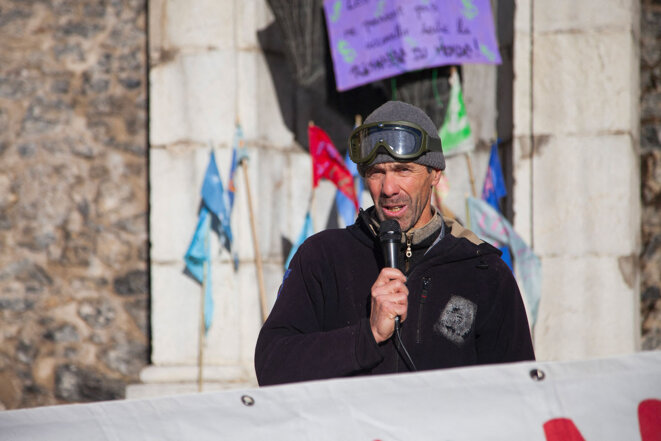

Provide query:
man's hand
left=370, top=267, right=408, bottom=344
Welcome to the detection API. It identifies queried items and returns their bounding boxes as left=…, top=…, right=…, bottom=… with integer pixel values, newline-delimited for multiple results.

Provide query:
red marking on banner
left=543, top=418, right=586, bottom=441
left=639, top=399, right=661, bottom=441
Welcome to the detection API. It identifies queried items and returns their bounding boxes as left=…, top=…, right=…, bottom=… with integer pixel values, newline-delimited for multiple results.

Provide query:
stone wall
left=641, top=0, right=661, bottom=350
left=512, top=0, right=641, bottom=360
left=0, top=0, right=658, bottom=411
left=0, top=0, right=148, bottom=409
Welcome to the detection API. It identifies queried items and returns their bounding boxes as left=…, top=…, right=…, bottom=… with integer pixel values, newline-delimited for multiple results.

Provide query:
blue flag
left=226, top=126, right=248, bottom=270
left=227, top=125, right=242, bottom=213
left=335, top=151, right=362, bottom=227
left=284, top=211, right=314, bottom=270
left=201, top=151, right=233, bottom=252
left=184, top=206, right=214, bottom=333
left=481, top=141, right=507, bottom=212
left=183, top=151, right=234, bottom=334
left=481, top=141, right=511, bottom=270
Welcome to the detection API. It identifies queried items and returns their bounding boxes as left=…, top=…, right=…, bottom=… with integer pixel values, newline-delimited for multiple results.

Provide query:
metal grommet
left=241, top=395, right=255, bottom=406
left=529, top=368, right=546, bottom=381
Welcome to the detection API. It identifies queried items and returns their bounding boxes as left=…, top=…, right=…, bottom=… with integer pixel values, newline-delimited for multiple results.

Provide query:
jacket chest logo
left=434, top=295, right=477, bottom=346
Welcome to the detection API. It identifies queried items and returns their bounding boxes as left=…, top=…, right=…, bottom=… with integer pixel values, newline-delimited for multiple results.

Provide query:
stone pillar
left=128, top=0, right=322, bottom=397
left=512, top=0, right=641, bottom=360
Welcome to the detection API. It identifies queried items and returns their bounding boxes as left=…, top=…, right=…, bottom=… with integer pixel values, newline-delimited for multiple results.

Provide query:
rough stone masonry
left=0, top=0, right=149, bottom=408
left=640, top=0, right=661, bottom=350
left=0, top=0, right=660, bottom=410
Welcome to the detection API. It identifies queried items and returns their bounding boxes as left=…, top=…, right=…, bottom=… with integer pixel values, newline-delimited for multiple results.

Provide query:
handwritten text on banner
left=323, top=0, right=502, bottom=91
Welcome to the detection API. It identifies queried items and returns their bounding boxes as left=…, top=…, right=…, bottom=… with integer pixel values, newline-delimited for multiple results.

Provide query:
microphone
left=379, top=219, right=401, bottom=269
left=379, top=219, right=401, bottom=329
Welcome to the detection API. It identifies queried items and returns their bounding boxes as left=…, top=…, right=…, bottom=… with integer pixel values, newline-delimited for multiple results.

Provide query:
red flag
left=308, top=125, right=359, bottom=211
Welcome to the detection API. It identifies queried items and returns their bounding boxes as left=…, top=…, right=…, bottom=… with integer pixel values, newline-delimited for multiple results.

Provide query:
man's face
left=364, top=161, right=441, bottom=232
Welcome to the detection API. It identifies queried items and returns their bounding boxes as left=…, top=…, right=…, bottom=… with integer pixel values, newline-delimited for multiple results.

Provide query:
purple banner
left=323, top=0, right=501, bottom=91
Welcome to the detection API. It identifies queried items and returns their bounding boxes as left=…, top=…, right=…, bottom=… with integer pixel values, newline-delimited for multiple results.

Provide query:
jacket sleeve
left=475, top=255, right=536, bottom=364
left=254, top=238, right=384, bottom=386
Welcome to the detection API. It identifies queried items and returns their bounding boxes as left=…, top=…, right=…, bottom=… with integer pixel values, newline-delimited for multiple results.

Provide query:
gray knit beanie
left=355, top=101, right=445, bottom=175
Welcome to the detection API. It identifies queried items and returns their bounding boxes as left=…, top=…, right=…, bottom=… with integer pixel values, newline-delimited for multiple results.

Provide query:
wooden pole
left=465, top=194, right=471, bottom=230
left=197, top=262, right=206, bottom=392
left=464, top=152, right=477, bottom=197
left=307, top=121, right=318, bottom=231
left=197, top=222, right=209, bottom=393
left=240, top=159, right=269, bottom=323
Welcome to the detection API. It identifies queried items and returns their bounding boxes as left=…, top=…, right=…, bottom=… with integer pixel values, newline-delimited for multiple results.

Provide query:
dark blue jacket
left=255, top=211, right=535, bottom=386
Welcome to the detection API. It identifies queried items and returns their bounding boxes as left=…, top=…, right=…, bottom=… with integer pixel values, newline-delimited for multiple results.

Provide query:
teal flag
left=467, top=197, right=541, bottom=326
left=285, top=212, right=314, bottom=270
left=201, top=151, right=233, bottom=254
left=184, top=206, right=214, bottom=333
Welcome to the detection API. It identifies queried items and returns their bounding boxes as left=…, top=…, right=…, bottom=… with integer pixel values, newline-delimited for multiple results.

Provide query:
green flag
left=439, top=69, right=474, bottom=156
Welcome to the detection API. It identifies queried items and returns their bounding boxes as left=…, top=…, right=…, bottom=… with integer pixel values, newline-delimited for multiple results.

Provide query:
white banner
left=1, top=352, right=660, bottom=440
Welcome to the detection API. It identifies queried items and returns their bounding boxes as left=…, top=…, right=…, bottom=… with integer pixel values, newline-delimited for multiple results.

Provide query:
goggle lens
left=352, top=123, right=425, bottom=163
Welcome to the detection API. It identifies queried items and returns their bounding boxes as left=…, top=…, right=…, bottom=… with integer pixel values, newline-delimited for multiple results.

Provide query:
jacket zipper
left=404, top=234, right=412, bottom=273
left=397, top=237, right=412, bottom=374
left=416, top=277, right=431, bottom=344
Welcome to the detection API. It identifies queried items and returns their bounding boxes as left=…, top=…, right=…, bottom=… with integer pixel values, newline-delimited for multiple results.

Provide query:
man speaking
left=255, top=101, right=534, bottom=385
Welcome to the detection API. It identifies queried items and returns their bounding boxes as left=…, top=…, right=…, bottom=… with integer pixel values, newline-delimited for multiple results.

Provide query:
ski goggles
left=348, top=121, right=442, bottom=165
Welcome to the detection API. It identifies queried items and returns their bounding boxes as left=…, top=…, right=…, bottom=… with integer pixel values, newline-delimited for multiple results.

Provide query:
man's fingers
left=369, top=267, right=409, bottom=344
left=383, top=300, right=408, bottom=319
left=375, top=267, right=407, bottom=285
left=372, top=280, right=408, bottom=297
left=373, top=294, right=408, bottom=320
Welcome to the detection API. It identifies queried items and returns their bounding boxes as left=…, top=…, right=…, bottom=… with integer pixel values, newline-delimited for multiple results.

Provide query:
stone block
left=148, top=0, right=166, bottom=59
left=512, top=32, right=531, bottom=137
left=150, top=259, right=278, bottom=368
left=150, top=145, right=209, bottom=262
left=154, top=258, right=268, bottom=365
left=151, top=263, right=206, bottom=365
left=441, top=148, right=489, bottom=219
left=238, top=0, right=276, bottom=49
left=251, top=51, right=296, bottom=147
left=463, top=64, right=496, bottom=143
left=160, top=0, right=234, bottom=50
left=532, top=134, right=639, bottom=256
left=200, top=263, right=243, bottom=364
left=235, top=50, right=259, bottom=139
left=533, top=31, right=638, bottom=136
left=511, top=135, right=533, bottom=243
left=533, top=0, right=639, bottom=34
left=228, top=146, right=332, bottom=266
left=257, top=148, right=292, bottom=261
left=150, top=50, right=236, bottom=146
left=534, top=255, right=637, bottom=361
left=236, top=261, right=284, bottom=366
left=228, top=145, right=285, bottom=263
left=285, top=151, right=314, bottom=236
left=514, top=0, right=531, bottom=34
left=150, top=142, right=307, bottom=266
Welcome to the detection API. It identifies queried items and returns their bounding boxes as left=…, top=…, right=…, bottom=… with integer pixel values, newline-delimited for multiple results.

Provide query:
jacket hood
left=348, top=207, right=501, bottom=265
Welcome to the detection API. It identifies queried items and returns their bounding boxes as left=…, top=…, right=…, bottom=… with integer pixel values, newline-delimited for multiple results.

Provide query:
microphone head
left=379, top=219, right=401, bottom=244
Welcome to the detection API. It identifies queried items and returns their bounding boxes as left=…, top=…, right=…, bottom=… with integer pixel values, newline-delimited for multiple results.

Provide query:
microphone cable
left=394, top=317, right=417, bottom=372
left=379, top=219, right=418, bottom=372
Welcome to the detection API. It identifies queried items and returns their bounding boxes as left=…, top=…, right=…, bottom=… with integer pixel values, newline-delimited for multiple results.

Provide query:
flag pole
left=240, top=155, right=269, bottom=323
left=197, top=220, right=209, bottom=393
left=465, top=152, right=477, bottom=198
left=464, top=152, right=477, bottom=223
left=308, top=120, right=317, bottom=231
